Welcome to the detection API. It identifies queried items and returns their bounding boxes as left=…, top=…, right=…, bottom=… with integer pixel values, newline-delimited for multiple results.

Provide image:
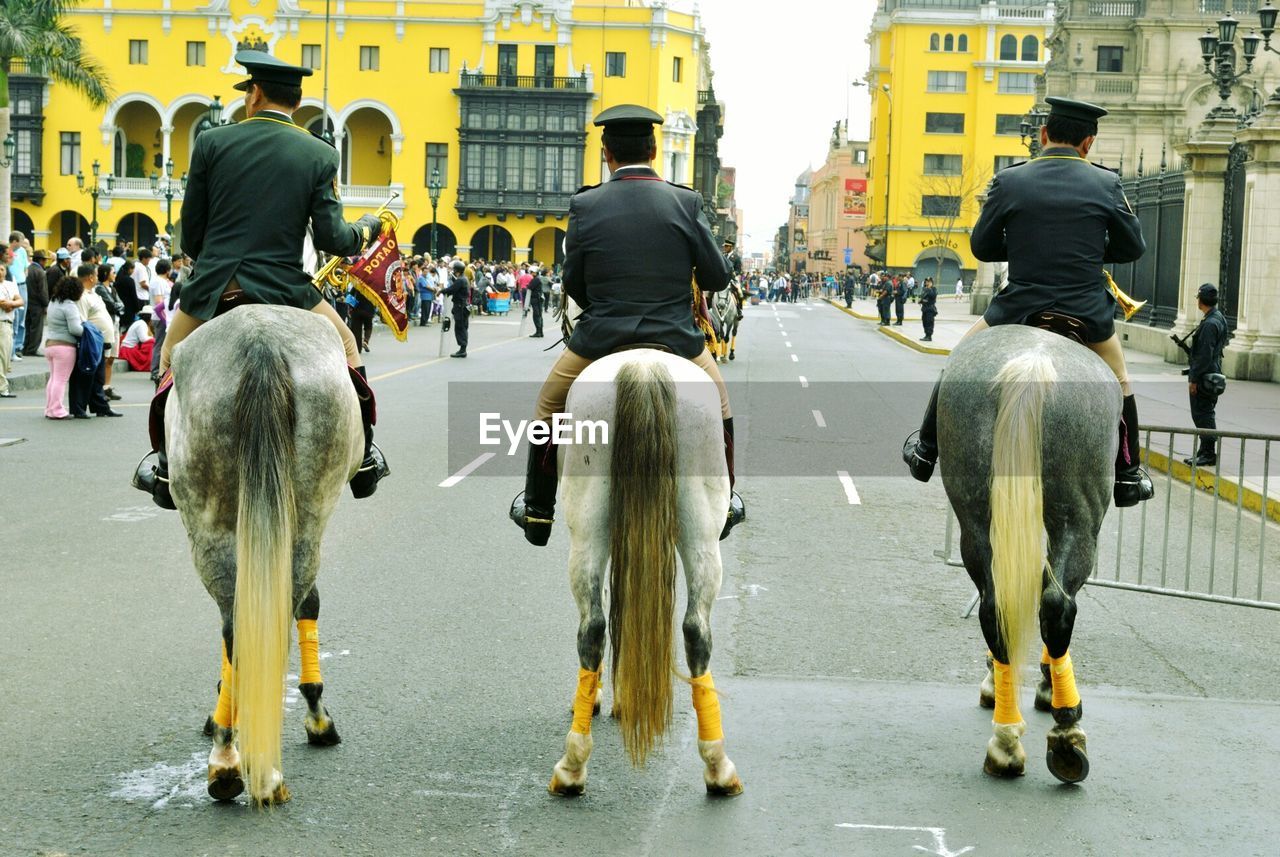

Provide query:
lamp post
left=75, top=159, right=113, bottom=247
left=0, top=133, right=15, bottom=168
left=1197, top=11, right=1261, bottom=118
left=207, top=95, right=224, bottom=128
left=150, top=157, right=188, bottom=238
left=427, top=165, right=442, bottom=258
left=1019, top=106, right=1049, bottom=158
left=1258, top=2, right=1280, bottom=102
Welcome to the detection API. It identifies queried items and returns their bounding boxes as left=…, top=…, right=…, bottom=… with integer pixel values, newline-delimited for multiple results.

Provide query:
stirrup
left=132, top=451, right=176, bottom=511
left=902, top=430, right=937, bottom=483
left=1113, top=467, right=1154, bottom=508
left=509, top=491, right=554, bottom=547
left=719, top=491, right=746, bottom=541
left=350, top=442, right=390, bottom=499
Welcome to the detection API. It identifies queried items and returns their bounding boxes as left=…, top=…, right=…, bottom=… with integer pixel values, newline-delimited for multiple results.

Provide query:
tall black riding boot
left=1114, top=394, right=1154, bottom=507
left=721, top=417, right=746, bottom=540
left=132, top=379, right=176, bottom=510
left=349, top=365, right=390, bottom=499
left=902, top=376, right=941, bottom=482
left=509, top=438, right=557, bottom=546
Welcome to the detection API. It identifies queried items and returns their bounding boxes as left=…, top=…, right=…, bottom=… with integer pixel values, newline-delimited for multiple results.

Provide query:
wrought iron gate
left=1107, top=157, right=1185, bottom=328
left=1219, top=141, right=1247, bottom=330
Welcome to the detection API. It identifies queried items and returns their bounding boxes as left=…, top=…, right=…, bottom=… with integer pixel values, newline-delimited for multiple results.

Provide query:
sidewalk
left=2, top=354, right=50, bottom=393
left=824, top=296, right=1280, bottom=518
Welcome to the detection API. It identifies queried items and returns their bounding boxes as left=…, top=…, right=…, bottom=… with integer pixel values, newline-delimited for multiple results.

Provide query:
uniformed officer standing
left=527, top=266, right=546, bottom=338
left=903, top=96, right=1154, bottom=506
left=132, top=51, right=388, bottom=508
left=1184, top=283, right=1229, bottom=467
left=443, top=259, right=471, bottom=357
left=508, top=104, right=744, bottom=546
left=919, top=278, right=938, bottom=342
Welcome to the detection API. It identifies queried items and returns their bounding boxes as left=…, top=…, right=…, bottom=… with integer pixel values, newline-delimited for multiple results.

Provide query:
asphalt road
left=2, top=300, right=1277, bottom=857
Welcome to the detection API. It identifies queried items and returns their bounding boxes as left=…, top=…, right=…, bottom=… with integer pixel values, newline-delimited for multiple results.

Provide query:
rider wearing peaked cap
left=508, top=103, right=745, bottom=547
left=903, top=96, right=1156, bottom=508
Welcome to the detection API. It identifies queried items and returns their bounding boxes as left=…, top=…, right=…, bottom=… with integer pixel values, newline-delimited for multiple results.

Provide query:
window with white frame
left=998, top=72, right=1037, bottom=94
left=430, top=48, right=450, bottom=73
left=359, top=46, right=380, bottom=71
left=926, top=71, right=966, bottom=93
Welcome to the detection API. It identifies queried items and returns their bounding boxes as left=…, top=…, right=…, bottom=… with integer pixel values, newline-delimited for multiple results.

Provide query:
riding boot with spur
left=902, top=376, right=941, bottom=482
left=720, top=418, right=747, bottom=540
left=349, top=365, right=391, bottom=499
left=1114, top=394, right=1154, bottom=507
left=132, top=376, right=176, bottom=510
left=510, top=439, right=557, bottom=546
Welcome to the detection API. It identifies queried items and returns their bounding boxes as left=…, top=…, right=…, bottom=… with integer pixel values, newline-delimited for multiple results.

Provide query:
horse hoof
left=706, top=776, right=744, bottom=797
left=983, top=755, right=1026, bottom=778
left=979, top=691, right=995, bottom=710
left=207, top=766, right=245, bottom=802
left=548, top=772, right=585, bottom=797
left=984, top=723, right=1026, bottom=778
left=1046, top=726, right=1089, bottom=784
left=254, top=782, right=292, bottom=806
left=202, top=715, right=217, bottom=737
left=729, top=352, right=735, bottom=361
left=305, top=715, right=342, bottom=747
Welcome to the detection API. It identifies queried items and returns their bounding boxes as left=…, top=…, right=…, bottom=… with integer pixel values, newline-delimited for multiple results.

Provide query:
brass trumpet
left=312, top=193, right=401, bottom=292
left=1104, top=270, right=1146, bottom=322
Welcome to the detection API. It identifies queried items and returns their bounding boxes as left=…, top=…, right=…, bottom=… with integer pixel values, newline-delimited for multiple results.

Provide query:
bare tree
left=915, top=164, right=990, bottom=284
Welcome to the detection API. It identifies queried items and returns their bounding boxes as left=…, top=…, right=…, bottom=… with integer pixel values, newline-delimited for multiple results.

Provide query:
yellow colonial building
left=864, top=0, right=1053, bottom=284
left=9, top=0, right=722, bottom=266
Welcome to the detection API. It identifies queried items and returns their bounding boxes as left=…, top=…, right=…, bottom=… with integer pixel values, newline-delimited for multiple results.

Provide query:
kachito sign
left=348, top=228, right=410, bottom=341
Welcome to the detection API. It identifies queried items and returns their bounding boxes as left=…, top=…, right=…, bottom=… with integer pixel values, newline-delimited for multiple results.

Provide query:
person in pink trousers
left=43, top=273, right=86, bottom=419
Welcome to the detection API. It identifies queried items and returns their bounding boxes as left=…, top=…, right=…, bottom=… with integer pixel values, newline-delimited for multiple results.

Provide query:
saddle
left=1026, top=311, right=1087, bottom=346
left=212, top=286, right=258, bottom=318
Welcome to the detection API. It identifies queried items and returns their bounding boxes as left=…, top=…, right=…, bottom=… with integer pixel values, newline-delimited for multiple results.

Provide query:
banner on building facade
left=843, top=179, right=867, bottom=219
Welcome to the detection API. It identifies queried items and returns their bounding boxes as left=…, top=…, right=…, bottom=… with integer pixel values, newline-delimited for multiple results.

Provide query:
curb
left=4, top=369, right=49, bottom=393
left=822, top=298, right=949, bottom=355
left=1142, top=447, right=1280, bottom=525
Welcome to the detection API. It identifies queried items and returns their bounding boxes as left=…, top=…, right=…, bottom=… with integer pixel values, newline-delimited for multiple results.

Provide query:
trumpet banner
left=348, top=227, right=410, bottom=342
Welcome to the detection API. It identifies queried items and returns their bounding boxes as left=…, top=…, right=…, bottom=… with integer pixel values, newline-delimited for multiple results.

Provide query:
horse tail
left=989, top=348, right=1056, bottom=699
left=609, top=359, right=680, bottom=766
left=232, top=339, right=297, bottom=803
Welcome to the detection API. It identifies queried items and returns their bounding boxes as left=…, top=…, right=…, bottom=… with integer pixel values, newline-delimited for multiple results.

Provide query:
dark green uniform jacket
left=179, top=110, right=365, bottom=320
left=972, top=146, right=1146, bottom=342
left=563, top=166, right=731, bottom=360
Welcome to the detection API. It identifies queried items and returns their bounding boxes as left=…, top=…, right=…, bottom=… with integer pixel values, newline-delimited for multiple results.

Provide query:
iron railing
left=939, top=425, right=1279, bottom=612
left=457, top=73, right=588, bottom=91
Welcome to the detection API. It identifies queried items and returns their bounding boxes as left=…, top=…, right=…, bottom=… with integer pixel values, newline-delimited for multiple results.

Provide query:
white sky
left=697, top=0, right=878, bottom=256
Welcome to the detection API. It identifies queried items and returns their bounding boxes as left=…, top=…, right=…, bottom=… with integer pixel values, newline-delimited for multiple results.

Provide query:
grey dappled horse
left=168, top=305, right=364, bottom=804
left=547, top=350, right=742, bottom=797
left=711, top=287, right=743, bottom=363
left=938, top=325, right=1118, bottom=784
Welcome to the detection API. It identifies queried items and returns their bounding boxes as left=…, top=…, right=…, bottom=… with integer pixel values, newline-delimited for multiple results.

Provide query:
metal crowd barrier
left=940, top=425, right=1280, bottom=615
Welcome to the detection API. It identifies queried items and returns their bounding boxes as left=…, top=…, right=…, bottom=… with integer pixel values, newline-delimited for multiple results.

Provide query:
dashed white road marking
left=785, top=341, right=792, bottom=348
left=791, top=354, right=799, bottom=363
left=798, top=376, right=808, bottom=388
left=438, top=453, right=496, bottom=488
left=780, top=330, right=788, bottom=336
left=837, top=470, right=862, bottom=505
left=836, top=824, right=972, bottom=857
left=812, top=409, right=826, bottom=428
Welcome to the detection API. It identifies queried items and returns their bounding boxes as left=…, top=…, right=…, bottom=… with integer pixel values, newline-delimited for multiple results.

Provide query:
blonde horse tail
left=989, top=348, right=1056, bottom=701
left=232, top=340, right=297, bottom=803
left=609, top=360, right=680, bottom=766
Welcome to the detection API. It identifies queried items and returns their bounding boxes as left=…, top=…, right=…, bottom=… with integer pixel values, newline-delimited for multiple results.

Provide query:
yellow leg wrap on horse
left=1050, top=651, right=1081, bottom=710
left=213, top=642, right=236, bottom=729
left=691, top=672, right=724, bottom=742
left=1041, top=646, right=1052, bottom=665
left=570, top=668, right=601, bottom=735
left=297, top=619, right=322, bottom=685
left=992, top=660, right=1021, bottom=725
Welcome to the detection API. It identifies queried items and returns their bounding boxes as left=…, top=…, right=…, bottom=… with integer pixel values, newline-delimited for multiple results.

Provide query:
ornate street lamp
left=150, top=156, right=188, bottom=238
left=1020, top=106, right=1049, bottom=158
left=75, top=159, right=114, bottom=246
left=1258, top=2, right=1280, bottom=102
left=0, top=132, right=15, bottom=168
left=427, top=165, right=442, bottom=258
left=207, top=95, right=224, bottom=128
left=1197, top=11, right=1260, bottom=117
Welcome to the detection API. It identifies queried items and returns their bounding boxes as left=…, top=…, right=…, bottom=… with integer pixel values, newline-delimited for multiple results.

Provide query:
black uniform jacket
left=528, top=274, right=546, bottom=308
left=443, top=274, right=471, bottom=311
left=1188, top=307, right=1229, bottom=384
left=563, top=166, right=731, bottom=360
left=180, top=110, right=366, bottom=320
left=973, top=146, right=1146, bottom=342
left=920, top=285, right=938, bottom=315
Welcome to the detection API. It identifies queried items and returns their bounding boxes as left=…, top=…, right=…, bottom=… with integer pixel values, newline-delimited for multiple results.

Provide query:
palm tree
left=1, top=0, right=112, bottom=241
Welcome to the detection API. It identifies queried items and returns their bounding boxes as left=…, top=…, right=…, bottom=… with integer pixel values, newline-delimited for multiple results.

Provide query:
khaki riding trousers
left=535, top=346, right=732, bottom=422
left=962, top=318, right=1132, bottom=396
left=159, top=283, right=361, bottom=373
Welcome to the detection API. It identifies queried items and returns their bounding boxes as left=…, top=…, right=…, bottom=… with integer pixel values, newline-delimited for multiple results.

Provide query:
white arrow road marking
left=798, top=375, right=808, bottom=388
left=812, top=409, right=826, bottom=428
left=439, top=453, right=496, bottom=488
left=837, top=471, right=862, bottom=505
left=835, top=824, right=974, bottom=857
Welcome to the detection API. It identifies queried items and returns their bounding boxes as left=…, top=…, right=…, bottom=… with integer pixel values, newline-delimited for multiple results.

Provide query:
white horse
left=168, top=305, right=364, bottom=804
left=547, top=349, right=743, bottom=797
left=710, top=286, right=743, bottom=363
